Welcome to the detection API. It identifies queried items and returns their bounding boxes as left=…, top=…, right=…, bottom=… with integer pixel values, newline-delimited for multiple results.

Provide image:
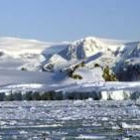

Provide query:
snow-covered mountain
left=0, top=36, right=139, bottom=80
left=1, top=36, right=140, bottom=100
left=42, top=37, right=123, bottom=72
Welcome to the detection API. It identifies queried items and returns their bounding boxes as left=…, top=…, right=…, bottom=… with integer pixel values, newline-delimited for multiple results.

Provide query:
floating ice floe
left=76, top=134, right=105, bottom=139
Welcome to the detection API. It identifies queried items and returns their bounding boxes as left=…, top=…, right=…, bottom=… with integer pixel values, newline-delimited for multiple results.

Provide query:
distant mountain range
left=0, top=36, right=140, bottom=84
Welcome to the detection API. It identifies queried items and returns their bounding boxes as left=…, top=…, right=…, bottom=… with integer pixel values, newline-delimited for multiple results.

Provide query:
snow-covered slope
left=0, top=37, right=48, bottom=58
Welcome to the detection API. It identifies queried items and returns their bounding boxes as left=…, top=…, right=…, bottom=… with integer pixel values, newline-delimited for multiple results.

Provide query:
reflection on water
left=0, top=100, right=140, bottom=139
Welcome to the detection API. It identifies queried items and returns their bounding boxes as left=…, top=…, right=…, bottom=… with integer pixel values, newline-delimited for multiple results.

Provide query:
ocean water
left=0, top=100, right=140, bottom=140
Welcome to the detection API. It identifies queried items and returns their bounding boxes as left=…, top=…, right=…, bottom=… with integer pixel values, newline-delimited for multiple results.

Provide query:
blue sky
left=0, top=0, right=140, bottom=42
